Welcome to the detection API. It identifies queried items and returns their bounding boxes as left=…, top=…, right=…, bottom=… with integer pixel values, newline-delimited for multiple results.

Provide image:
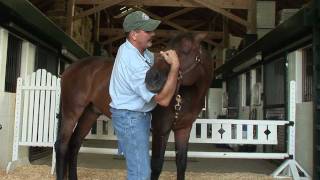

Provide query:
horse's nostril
left=154, top=72, right=161, bottom=80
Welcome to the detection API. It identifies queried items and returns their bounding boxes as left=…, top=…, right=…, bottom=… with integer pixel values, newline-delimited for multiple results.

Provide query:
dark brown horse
left=55, top=32, right=213, bottom=180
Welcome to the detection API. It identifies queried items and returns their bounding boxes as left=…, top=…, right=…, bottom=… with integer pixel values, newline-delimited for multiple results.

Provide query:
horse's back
left=61, top=57, right=114, bottom=116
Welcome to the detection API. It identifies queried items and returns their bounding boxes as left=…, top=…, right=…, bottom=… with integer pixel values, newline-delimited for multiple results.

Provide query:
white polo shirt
left=109, top=40, right=157, bottom=112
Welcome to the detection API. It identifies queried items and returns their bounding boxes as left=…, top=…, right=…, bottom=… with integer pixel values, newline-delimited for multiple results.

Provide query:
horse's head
left=145, top=33, right=209, bottom=93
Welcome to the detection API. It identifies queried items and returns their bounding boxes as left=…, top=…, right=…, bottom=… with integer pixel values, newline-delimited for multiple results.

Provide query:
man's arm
left=154, top=50, right=180, bottom=106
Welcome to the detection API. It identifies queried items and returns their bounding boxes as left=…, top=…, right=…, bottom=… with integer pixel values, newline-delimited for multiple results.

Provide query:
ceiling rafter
left=136, top=7, right=221, bottom=47
left=192, top=0, right=250, bottom=28
left=73, top=0, right=125, bottom=20
left=101, top=7, right=223, bottom=47
left=163, top=7, right=195, bottom=20
left=136, top=7, right=189, bottom=31
left=75, top=0, right=250, bottom=9
left=100, top=28, right=223, bottom=39
left=101, top=34, right=124, bottom=45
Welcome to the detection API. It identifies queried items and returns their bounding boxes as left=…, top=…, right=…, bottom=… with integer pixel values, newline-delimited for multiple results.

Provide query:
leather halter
left=173, top=51, right=203, bottom=125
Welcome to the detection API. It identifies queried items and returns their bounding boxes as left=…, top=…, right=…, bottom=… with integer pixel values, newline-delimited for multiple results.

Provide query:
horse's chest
left=170, top=90, right=202, bottom=128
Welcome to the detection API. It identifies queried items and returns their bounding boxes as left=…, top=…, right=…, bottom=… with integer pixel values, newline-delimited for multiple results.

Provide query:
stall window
left=245, top=71, right=251, bottom=106
left=5, top=34, right=22, bottom=92
left=227, top=76, right=239, bottom=118
left=264, top=58, right=285, bottom=106
left=264, top=57, right=286, bottom=152
left=302, top=46, right=313, bottom=102
left=35, top=46, right=58, bottom=75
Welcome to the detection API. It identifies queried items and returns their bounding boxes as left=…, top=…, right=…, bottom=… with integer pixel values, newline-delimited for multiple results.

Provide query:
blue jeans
left=110, top=108, right=151, bottom=180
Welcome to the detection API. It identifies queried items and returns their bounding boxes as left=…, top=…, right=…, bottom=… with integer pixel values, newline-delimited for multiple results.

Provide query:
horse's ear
left=194, top=32, right=208, bottom=43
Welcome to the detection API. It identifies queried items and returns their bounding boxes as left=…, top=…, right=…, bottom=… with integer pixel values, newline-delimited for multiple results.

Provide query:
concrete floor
left=31, top=140, right=280, bottom=175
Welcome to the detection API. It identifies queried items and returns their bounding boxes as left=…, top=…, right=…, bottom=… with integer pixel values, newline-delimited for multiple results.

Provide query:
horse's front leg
left=174, top=126, right=192, bottom=180
left=151, top=132, right=170, bottom=180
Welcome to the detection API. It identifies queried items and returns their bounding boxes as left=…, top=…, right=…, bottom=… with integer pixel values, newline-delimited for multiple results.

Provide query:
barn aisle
left=1, top=164, right=285, bottom=180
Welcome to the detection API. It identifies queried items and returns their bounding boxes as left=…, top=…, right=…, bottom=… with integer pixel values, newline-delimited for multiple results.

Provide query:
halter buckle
left=195, top=56, right=201, bottom=63
left=174, top=94, right=182, bottom=111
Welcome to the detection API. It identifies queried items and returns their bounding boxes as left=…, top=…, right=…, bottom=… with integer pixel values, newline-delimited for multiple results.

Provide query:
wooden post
left=247, top=0, right=257, bottom=34
left=93, top=11, right=101, bottom=55
left=93, top=11, right=100, bottom=42
left=66, top=0, right=76, bottom=36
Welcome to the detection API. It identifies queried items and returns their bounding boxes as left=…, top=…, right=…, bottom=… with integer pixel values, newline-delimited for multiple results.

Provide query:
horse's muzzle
left=145, top=69, right=167, bottom=93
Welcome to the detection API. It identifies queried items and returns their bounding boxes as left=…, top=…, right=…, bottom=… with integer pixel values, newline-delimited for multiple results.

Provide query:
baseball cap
left=123, top=11, right=161, bottom=32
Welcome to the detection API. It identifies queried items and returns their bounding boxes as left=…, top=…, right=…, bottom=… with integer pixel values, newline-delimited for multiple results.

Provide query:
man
left=109, top=11, right=180, bottom=180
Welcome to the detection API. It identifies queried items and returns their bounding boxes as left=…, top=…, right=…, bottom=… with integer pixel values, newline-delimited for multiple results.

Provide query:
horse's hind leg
left=55, top=107, right=84, bottom=180
left=68, top=105, right=99, bottom=180
left=174, top=126, right=192, bottom=180
left=151, top=132, right=170, bottom=180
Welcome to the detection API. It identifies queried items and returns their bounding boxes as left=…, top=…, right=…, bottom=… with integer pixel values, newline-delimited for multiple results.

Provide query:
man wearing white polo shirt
left=109, top=11, right=180, bottom=180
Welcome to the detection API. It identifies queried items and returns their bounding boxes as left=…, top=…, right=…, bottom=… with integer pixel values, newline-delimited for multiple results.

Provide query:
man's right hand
left=160, top=50, right=180, bottom=69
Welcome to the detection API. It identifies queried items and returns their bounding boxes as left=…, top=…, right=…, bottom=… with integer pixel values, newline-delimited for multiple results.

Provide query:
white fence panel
left=10, top=69, right=60, bottom=165
left=87, top=118, right=289, bottom=145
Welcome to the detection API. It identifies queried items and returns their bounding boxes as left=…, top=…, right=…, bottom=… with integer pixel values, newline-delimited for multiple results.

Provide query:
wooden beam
left=223, top=16, right=229, bottom=48
left=101, top=34, right=125, bottom=45
left=93, top=11, right=100, bottom=42
left=136, top=7, right=221, bottom=47
left=75, top=0, right=249, bottom=9
left=163, top=7, right=195, bottom=20
left=247, top=0, right=257, bottom=33
left=187, top=21, right=207, bottom=30
left=100, top=28, right=223, bottom=39
left=135, top=7, right=189, bottom=31
left=113, top=8, right=135, bottom=19
left=192, top=0, right=250, bottom=28
left=110, top=18, right=205, bottom=27
left=73, top=0, right=125, bottom=20
left=66, top=0, right=76, bottom=36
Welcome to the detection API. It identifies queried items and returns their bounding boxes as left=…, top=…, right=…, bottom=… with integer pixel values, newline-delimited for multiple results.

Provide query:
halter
left=173, top=51, right=203, bottom=126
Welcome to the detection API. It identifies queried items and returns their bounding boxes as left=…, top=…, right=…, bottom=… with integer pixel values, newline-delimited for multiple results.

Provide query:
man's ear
left=129, top=31, right=137, bottom=41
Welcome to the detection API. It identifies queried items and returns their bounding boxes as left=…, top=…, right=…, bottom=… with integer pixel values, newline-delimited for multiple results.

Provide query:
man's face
left=132, top=30, right=155, bottom=49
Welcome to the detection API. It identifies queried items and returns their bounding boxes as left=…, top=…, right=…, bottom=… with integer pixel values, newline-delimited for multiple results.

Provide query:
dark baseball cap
left=123, top=11, right=161, bottom=32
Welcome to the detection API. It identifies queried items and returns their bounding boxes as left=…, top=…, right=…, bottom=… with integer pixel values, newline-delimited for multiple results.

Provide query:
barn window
left=302, top=46, right=313, bottom=102
left=264, top=58, right=285, bottom=107
left=245, top=71, right=251, bottom=106
left=227, top=76, right=239, bottom=118
left=35, top=46, right=58, bottom=75
left=264, top=58, right=286, bottom=153
left=5, top=34, right=22, bottom=93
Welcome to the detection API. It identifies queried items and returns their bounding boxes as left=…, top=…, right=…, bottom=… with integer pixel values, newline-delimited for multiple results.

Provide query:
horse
left=54, top=32, right=213, bottom=180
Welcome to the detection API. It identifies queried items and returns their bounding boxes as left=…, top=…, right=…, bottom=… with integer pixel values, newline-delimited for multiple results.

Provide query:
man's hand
left=154, top=50, right=180, bottom=107
left=160, top=50, right=180, bottom=69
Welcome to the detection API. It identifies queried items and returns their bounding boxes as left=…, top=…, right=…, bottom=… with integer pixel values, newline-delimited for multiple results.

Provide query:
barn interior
left=0, top=0, right=319, bottom=179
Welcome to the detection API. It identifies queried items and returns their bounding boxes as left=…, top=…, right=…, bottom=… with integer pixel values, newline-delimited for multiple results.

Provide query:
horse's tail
left=55, top=97, right=62, bottom=147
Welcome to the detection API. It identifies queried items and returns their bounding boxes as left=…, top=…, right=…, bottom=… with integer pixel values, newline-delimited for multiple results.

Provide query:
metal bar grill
left=302, top=47, right=313, bottom=102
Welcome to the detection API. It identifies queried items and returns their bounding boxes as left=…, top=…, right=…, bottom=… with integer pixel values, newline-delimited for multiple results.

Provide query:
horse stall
left=1, top=0, right=320, bottom=180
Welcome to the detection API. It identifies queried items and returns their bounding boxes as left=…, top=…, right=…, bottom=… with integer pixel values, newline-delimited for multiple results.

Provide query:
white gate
left=7, top=69, right=60, bottom=174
